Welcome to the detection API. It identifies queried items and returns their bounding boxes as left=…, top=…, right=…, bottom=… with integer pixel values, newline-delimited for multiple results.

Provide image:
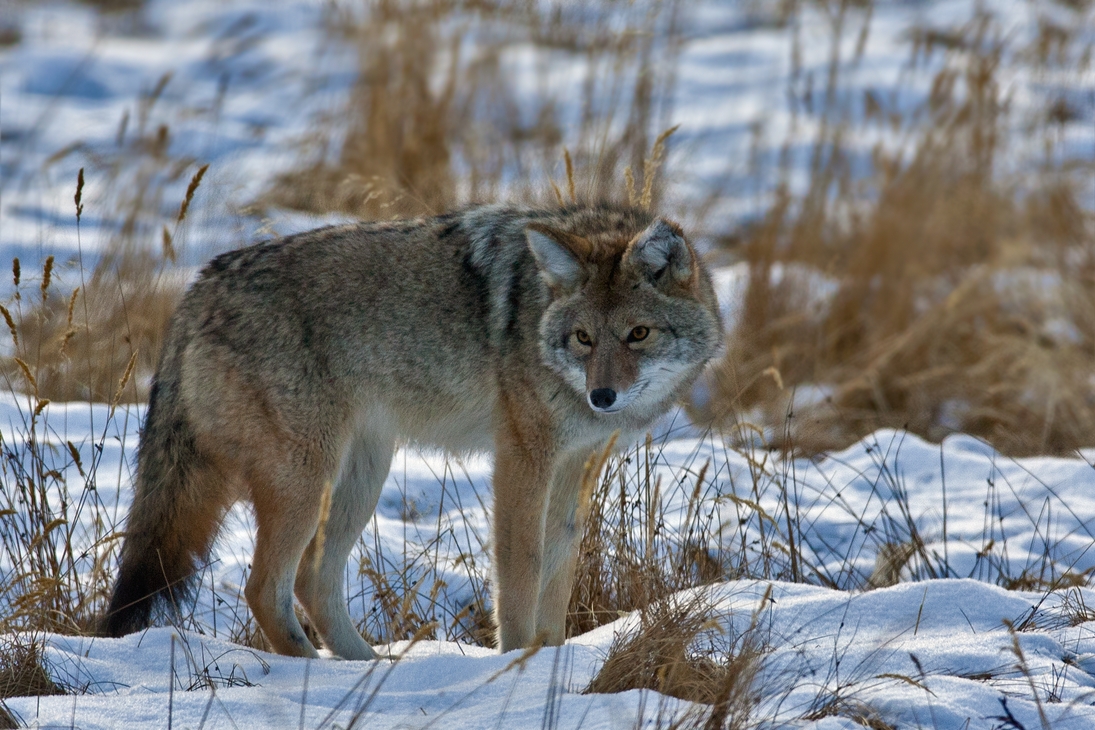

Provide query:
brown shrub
left=703, top=6, right=1095, bottom=456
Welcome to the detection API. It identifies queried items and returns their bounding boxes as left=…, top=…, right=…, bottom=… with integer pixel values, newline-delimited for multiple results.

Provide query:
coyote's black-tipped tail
left=101, top=343, right=221, bottom=638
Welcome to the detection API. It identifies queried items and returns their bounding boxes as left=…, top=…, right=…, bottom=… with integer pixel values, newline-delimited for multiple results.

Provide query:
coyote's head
left=527, top=216, right=723, bottom=415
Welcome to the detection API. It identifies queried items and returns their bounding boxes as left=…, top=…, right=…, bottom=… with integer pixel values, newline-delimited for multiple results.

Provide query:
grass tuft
left=0, top=635, right=66, bottom=718
left=585, top=585, right=769, bottom=729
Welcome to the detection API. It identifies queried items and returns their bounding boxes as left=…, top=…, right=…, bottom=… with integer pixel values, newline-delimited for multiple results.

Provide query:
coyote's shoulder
left=103, top=202, right=723, bottom=659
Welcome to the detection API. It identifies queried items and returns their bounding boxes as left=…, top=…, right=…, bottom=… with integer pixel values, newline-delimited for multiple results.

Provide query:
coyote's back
left=102, top=203, right=723, bottom=658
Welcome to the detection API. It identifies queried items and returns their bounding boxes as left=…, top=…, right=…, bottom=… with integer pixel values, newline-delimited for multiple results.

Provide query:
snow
left=2, top=0, right=1095, bottom=727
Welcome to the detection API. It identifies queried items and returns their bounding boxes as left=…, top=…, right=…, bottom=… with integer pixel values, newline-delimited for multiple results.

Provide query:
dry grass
left=0, top=636, right=65, bottom=700
left=0, top=379, right=126, bottom=637
left=258, top=0, right=683, bottom=219
left=3, top=74, right=203, bottom=402
left=568, top=437, right=730, bottom=637
left=0, top=634, right=66, bottom=729
left=354, top=549, right=494, bottom=649
left=703, top=4, right=1095, bottom=456
left=1, top=251, right=182, bottom=404
left=804, top=697, right=897, bottom=730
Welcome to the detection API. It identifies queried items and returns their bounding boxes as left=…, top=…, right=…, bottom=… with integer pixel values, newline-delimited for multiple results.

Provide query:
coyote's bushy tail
left=101, top=333, right=222, bottom=637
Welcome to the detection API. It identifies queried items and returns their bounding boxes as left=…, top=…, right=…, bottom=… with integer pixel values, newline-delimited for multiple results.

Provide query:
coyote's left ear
left=624, top=218, right=695, bottom=290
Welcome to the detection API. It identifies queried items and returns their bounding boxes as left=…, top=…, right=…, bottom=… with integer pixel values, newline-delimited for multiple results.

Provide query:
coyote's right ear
left=526, top=224, right=589, bottom=292
left=623, top=218, right=695, bottom=291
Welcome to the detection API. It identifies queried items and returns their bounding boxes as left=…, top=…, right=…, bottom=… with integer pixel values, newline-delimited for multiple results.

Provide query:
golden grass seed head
left=640, top=124, right=678, bottom=210
left=161, top=225, right=175, bottom=263
left=40, top=256, right=53, bottom=300
left=13, top=358, right=37, bottom=395
left=551, top=179, right=565, bottom=206
left=74, top=168, right=84, bottom=222
left=109, top=350, right=138, bottom=418
left=176, top=163, right=209, bottom=225
left=564, top=147, right=575, bottom=203
left=624, top=166, right=636, bottom=207
left=0, top=305, right=17, bottom=348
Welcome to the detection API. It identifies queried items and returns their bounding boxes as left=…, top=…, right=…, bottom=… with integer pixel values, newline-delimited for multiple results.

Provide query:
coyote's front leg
left=492, top=388, right=556, bottom=652
left=535, top=449, right=590, bottom=645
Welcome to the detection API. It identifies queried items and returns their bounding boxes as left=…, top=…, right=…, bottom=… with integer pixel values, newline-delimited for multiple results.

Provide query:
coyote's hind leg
left=245, top=444, right=340, bottom=659
left=296, top=429, right=394, bottom=660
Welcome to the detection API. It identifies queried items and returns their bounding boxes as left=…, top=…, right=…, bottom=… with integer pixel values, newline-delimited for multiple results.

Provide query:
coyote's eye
left=627, top=326, right=650, bottom=343
left=574, top=329, right=592, bottom=346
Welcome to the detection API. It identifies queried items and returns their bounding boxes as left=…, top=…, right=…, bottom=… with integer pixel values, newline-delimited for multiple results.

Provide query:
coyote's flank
left=102, top=203, right=723, bottom=658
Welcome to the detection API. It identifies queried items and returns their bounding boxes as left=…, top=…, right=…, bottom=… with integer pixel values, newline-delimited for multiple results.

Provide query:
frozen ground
left=2, top=0, right=1095, bottom=727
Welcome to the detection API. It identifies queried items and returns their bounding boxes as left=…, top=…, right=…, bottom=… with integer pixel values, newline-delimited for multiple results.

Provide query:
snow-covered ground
left=13, top=579, right=1095, bottom=729
left=2, top=0, right=1095, bottom=727
left=3, top=394, right=1095, bottom=728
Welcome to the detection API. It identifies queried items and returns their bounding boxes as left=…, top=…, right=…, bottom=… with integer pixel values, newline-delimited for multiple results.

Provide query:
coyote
left=102, top=204, right=723, bottom=659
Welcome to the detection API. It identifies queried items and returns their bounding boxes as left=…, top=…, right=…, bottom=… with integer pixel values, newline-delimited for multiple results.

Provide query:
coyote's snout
left=102, top=204, right=723, bottom=659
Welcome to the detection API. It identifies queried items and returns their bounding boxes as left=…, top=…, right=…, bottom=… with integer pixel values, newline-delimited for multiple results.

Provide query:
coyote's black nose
left=589, top=388, right=617, bottom=409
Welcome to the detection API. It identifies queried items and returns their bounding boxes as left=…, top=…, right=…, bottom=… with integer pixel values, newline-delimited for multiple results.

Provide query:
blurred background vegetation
left=3, top=0, right=1094, bottom=455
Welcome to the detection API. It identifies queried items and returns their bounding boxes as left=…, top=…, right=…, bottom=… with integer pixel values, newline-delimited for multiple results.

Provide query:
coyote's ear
left=624, top=218, right=695, bottom=289
left=526, top=224, right=588, bottom=292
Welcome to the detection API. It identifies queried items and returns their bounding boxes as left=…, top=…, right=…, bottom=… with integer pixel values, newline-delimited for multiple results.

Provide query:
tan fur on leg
left=492, top=384, right=557, bottom=652
left=535, top=449, right=591, bottom=645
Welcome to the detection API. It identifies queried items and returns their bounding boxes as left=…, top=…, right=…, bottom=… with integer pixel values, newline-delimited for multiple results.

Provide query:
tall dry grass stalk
left=704, top=4, right=1095, bottom=455
left=6, top=70, right=207, bottom=402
